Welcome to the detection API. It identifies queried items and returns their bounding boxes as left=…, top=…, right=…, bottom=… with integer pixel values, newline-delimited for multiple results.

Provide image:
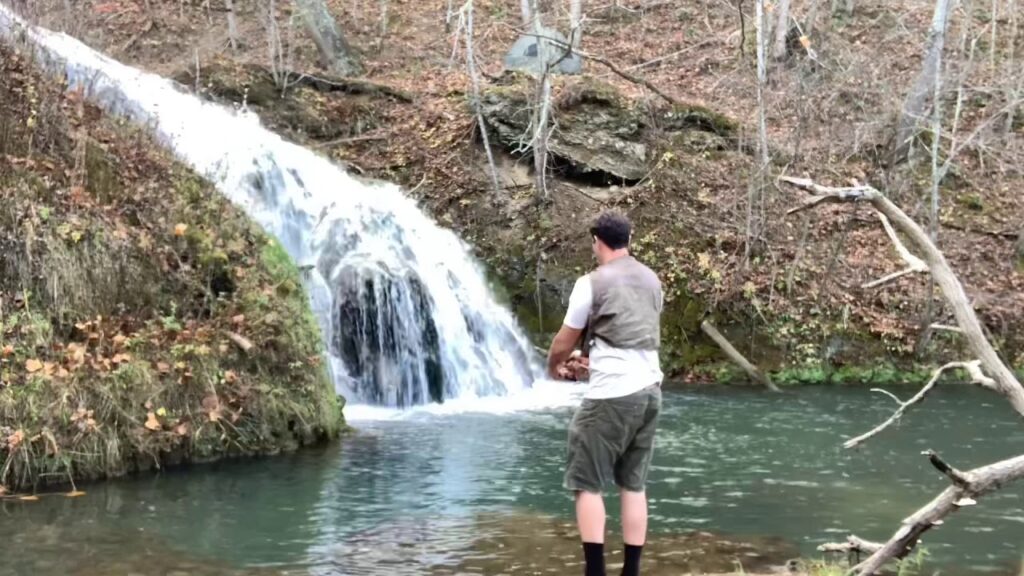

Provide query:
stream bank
left=0, top=44, right=344, bottom=491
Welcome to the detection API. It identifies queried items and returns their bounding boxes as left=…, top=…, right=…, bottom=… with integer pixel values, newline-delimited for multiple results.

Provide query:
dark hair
left=589, top=211, right=631, bottom=250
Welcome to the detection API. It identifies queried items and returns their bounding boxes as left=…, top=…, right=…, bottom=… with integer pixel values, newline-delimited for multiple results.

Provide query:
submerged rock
left=439, top=511, right=801, bottom=575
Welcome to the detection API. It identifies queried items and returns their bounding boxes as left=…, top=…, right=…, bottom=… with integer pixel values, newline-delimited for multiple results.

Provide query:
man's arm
left=547, top=325, right=583, bottom=379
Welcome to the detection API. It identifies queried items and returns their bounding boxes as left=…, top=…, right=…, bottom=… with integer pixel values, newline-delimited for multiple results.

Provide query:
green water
left=1, top=386, right=1022, bottom=575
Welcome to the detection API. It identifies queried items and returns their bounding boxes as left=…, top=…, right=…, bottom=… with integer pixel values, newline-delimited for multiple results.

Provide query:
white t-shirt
left=563, top=275, right=663, bottom=399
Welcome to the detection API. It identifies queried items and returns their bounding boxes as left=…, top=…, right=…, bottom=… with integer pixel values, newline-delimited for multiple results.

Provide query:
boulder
left=481, top=75, right=647, bottom=183
left=503, top=27, right=583, bottom=76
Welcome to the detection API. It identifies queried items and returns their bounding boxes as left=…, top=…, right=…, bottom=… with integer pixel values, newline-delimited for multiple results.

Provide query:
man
left=547, top=211, right=663, bottom=576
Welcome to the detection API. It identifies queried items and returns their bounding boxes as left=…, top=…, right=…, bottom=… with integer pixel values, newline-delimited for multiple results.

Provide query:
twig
left=780, top=175, right=1024, bottom=415
left=861, top=212, right=928, bottom=289
left=311, top=133, right=390, bottom=148
left=523, top=32, right=682, bottom=106
left=843, top=361, right=982, bottom=449
left=624, top=40, right=715, bottom=70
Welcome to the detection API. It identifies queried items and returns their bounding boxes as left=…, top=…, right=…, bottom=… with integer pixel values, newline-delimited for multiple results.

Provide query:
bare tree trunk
left=772, top=0, right=792, bottom=60
left=295, top=0, right=362, bottom=76
left=521, top=0, right=533, bottom=28
left=224, top=0, right=239, bottom=51
left=1005, top=0, right=1020, bottom=133
left=1016, top=229, right=1024, bottom=266
left=463, top=0, right=501, bottom=194
left=925, top=9, right=948, bottom=235
left=377, top=0, right=389, bottom=53
left=805, top=0, right=825, bottom=34
left=531, top=0, right=551, bottom=199
left=990, top=0, right=999, bottom=69
left=569, top=0, right=584, bottom=49
left=262, top=0, right=286, bottom=88
left=746, top=0, right=770, bottom=263
left=894, top=0, right=954, bottom=160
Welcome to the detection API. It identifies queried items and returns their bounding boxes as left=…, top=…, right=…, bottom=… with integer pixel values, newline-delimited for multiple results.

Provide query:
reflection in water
left=1, top=387, right=1023, bottom=575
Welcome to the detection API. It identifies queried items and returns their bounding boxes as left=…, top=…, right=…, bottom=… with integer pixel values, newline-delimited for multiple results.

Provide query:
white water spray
left=0, top=6, right=540, bottom=407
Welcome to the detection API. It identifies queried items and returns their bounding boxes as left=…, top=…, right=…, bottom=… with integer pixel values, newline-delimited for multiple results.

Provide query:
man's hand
left=555, top=355, right=590, bottom=381
left=547, top=325, right=584, bottom=379
left=568, top=355, right=590, bottom=381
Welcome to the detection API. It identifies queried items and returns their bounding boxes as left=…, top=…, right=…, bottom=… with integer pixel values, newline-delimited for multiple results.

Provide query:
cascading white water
left=0, top=6, right=540, bottom=407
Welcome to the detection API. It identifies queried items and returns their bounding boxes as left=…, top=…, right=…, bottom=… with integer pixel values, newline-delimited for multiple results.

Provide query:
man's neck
left=599, top=249, right=630, bottom=266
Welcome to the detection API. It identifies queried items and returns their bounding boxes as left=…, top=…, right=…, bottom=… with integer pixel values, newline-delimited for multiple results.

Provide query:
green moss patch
left=0, top=46, right=342, bottom=491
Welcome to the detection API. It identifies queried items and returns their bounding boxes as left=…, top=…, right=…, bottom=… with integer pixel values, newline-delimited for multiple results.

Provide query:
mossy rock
left=175, top=58, right=379, bottom=142
left=659, top=104, right=738, bottom=137
left=0, top=46, right=343, bottom=491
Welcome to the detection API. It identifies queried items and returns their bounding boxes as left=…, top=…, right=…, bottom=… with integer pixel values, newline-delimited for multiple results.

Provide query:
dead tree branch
left=780, top=175, right=1024, bottom=417
left=781, top=174, right=1024, bottom=574
left=524, top=32, right=682, bottom=106
left=843, top=361, right=993, bottom=449
left=818, top=535, right=884, bottom=555
left=861, top=212, right=928, bottom=289
left=701, top=321, right=780, bottom=392
left=851, top=452, right=1024, bottom=575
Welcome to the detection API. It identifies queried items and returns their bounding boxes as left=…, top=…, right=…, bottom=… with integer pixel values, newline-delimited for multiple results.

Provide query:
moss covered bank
left=0, top=47, right=343, bottom=491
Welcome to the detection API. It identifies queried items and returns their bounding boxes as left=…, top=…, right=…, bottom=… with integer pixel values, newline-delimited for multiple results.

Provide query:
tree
left=569, top=0, right=583, bottom=49
left=295, top=0, right=362, bottom=76
left=521, top=0, right=533, bottom=28
left=782, top=176, right=1024, bottom=574
left=772, top=0, right=792, bottom=60
left=224, top=0, right=239, bottom=51
left=530, top=0, right=553, bottom=198
left=894, top=0, right=954, bottom=160
left=454, top=0, right=501, bottom=193
left=261, top=0, right=287, bottom=88
left=746, top=0, right=770, bottom=263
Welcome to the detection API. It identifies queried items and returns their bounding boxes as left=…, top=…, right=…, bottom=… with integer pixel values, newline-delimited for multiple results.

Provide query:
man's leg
left=576, top=490, right=607, bottom=542
left=576, top=490, right=607, bottom=576
left=620, top=489, right=647, bottom=576
left=620, top=489, right=647, bottom=545
left=613, top=387, right=661, bottom=576
left=566, top=397, right=615, bottom=576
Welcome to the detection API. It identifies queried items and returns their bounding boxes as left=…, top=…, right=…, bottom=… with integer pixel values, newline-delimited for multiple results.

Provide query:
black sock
left=582, top=542, right=605, bottom=576
left=621, top=544, right=643, bottom=576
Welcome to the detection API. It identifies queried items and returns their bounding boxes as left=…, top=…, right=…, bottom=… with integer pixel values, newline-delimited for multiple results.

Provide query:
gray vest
left=584, top=256, right=662, bottom=352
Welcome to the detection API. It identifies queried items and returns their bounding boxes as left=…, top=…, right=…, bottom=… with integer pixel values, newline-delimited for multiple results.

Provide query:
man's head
left=589, top=211, right=631, bottom=264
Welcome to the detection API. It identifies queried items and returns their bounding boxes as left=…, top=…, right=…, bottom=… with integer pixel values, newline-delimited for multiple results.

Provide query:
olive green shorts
left=564, top=384, right=662, bottom=493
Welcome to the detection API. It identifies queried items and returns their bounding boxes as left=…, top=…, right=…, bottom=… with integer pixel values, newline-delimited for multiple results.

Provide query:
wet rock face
left=480, top=75, right=648, bottom=184
left=332, top=264, right=444, bottom=407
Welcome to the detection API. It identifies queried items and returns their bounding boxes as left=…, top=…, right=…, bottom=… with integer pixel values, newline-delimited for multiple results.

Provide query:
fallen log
left=780, top=176, right=1024, bottom=417
left=700, top=320, right=779, bottom=392
left=852, top=452, right=1024, bottom=575
left=780, top=174, right=1024, bottom=575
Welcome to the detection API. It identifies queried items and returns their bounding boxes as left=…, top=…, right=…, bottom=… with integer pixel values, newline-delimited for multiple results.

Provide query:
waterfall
left=0, top=6, right=539, bottom=407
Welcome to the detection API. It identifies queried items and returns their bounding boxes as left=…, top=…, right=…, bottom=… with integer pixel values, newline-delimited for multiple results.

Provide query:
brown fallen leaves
left=144, top=411, right=162, bottom=431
